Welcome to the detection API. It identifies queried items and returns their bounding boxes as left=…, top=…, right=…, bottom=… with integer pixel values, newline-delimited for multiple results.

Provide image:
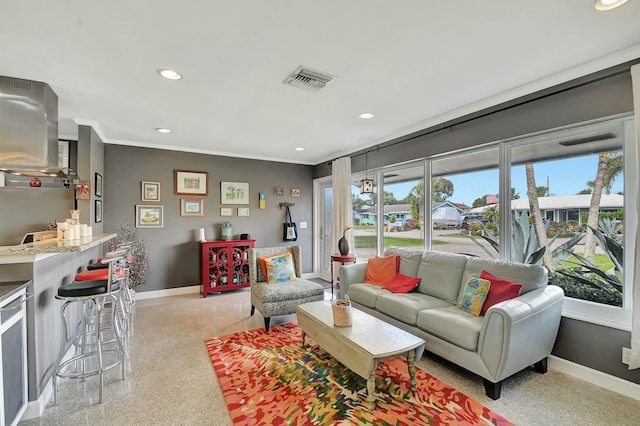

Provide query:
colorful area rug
left=205, top=323, right=513, bottom=426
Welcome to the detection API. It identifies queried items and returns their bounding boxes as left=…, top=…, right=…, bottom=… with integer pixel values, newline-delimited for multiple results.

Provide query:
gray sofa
left=339, top=247, right=564, bottom=399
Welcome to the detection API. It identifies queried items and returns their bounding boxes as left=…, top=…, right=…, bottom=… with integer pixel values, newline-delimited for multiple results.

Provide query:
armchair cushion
left=264, top=252, right=297, bottom=283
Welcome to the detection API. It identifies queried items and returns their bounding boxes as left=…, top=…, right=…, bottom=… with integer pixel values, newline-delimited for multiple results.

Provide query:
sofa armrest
left=338, top=262, right=367, bottom=298
left=478, top=285, right=564, bottom=382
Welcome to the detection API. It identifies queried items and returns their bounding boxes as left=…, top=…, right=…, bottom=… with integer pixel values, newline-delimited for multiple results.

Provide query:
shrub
left=549, top=274, right=621, bottom=306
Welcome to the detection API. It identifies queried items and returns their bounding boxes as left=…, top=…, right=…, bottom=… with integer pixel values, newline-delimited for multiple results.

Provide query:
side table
left=330, top=253, right=356, bottom=299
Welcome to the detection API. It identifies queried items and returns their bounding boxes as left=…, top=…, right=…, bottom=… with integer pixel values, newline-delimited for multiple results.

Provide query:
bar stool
left=75, top=247, right=135, bottom=337
left=53, top=254, right=128, bottom=405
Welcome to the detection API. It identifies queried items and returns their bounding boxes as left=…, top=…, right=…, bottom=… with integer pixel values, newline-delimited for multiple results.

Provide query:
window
left=382, top=163, right=424, bottom=252
left=430, top=148, right=499, bottom=259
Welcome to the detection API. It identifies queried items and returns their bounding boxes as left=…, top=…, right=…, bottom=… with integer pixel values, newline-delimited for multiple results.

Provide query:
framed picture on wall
left=238, top=207, right=250, bottom=217
left=95, top=199, right=102, bottom=223
left=136, top=205, right=164, bottom=228
left=142, top=181, right=160, bottom=202
left=180, top=198, right=204, bottom=216
left=221, top=181, right=249, bottom=204
left=95, top=173, right=102, bottom=197
left=175, top=170, right=208, bottom=195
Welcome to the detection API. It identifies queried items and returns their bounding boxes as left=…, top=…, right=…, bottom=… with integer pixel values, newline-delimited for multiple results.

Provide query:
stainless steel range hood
left=0, top=75, right=79, bottom=186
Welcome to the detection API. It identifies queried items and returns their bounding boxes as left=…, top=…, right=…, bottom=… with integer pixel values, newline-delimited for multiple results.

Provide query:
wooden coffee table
left=296, top=300, right=425, bottom=410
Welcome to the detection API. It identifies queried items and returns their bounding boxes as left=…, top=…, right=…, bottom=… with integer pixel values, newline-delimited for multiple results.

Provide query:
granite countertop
left=0, top=280, right=30, bottom=302
left=0, top=233, right=116, bottom=257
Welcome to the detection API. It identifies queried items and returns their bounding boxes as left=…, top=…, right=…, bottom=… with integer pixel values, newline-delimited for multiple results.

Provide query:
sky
left=360, top=154, right=624, bottom=207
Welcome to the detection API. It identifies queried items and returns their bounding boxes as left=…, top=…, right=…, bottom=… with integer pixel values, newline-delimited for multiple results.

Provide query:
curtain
left=331, top=157, right=354, bottom=257
left=630, top=64, right=640, bottom=370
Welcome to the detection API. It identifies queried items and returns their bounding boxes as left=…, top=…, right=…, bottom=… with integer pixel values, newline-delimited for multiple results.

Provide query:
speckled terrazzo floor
left=20, top=284, right=640, bottom=426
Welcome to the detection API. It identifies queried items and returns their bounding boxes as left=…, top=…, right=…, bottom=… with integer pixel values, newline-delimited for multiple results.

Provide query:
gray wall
left=76, top=125, right=104, bottom=234
left=313, top=64, right=639, bottom=386
left=0, top=188, right=74, bottom=246
left=103, top=145, right=313, bottom=293
left=315, top=70, right=634, bottom=178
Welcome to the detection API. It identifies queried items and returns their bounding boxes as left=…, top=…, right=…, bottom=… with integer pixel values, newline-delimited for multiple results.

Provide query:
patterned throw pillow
left=259, top=252, right=290, bottom=281
left=457, top=276, right=491, bottom=316
left=265, top=252, right=297, bottom=283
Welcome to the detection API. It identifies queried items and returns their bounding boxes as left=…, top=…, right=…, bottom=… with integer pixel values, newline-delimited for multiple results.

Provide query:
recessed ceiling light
left=358, top=112, right=375, bottom=119
left=156, top=128, right=172, bottom=133
left=295, top=147, right=304, bottom=151
left=594, top=0, right=629, bottom=11
left=157, top=69, right=183, bottom=80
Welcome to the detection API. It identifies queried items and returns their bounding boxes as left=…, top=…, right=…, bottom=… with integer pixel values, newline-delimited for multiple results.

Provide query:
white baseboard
left=135, top=285, right=201, bottom=300
left=21, top=368, right=53, bottom=421
left=135, top=275, right=320, bottom=301
left=549, top=355, right=640, bottom=401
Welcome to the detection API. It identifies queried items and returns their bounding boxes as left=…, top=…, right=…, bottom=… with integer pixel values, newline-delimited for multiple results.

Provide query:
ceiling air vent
left=283, top=66, right=335, bottom=92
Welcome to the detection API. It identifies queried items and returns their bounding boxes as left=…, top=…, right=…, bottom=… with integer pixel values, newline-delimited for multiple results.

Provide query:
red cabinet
left=200, top=240, right=255, bottom=297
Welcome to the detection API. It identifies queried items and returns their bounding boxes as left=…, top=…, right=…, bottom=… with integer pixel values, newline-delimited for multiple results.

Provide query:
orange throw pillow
left=364, top=255, right=400, bottom=285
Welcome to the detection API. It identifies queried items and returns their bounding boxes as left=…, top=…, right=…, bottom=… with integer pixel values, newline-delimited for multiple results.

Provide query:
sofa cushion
left=457, top=276, right=491, bottom=316
left=416, top=306, right=484, bottom=351
left=348, top=283, right=388, bottom=308
left=480, top=270, right=523, bottom=315
left=383, top=247, right=423, bottom=277
left=416, top=251, right=467, bottom=304
left=376, top=292, right=451, bottom=325
left=364, top=255, right=399, bottom=285
left=384, top=274, right=421, bottom=293
left=463, top=256, right=546, bottom=295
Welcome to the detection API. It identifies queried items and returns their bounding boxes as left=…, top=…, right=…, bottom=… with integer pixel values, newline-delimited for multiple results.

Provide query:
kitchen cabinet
left=200, top=240, right=255, bottom=297
left=0, top=282, right=29, bottom=426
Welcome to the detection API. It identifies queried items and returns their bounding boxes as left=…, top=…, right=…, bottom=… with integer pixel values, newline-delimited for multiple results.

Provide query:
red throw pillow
left=364, top=255, right=400, bottom=285
left=479, top=270, right=523, bottom=316
left=384, top=274, right=421, bottom=293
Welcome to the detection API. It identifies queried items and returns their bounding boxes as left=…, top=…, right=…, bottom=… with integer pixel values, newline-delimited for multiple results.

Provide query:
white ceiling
left=1, top=1, right=639, bottom=166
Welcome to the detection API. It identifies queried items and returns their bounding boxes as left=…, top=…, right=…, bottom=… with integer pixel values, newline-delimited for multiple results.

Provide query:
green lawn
left=559, top=254, right=615, bottom=272
left=355, top=236, right=446, bottom=248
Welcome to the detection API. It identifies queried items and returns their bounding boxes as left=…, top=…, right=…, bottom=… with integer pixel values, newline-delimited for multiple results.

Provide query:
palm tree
left=483, top=204, right=499, bottom=223
left=583, top=152, right=623, bottom=262
left=525, top=164, right=555, bottom=272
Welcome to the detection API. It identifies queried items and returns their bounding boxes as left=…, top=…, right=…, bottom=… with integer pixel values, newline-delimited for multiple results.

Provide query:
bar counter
left=0, top=233, right=116, bottom=419
left=0, top=233, right=116, bottom=262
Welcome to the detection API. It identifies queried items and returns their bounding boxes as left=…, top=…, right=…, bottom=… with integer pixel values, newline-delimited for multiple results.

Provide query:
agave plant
left=553, top=220, right=623, bottom=302
left=463, top=211, right=585, bottom=266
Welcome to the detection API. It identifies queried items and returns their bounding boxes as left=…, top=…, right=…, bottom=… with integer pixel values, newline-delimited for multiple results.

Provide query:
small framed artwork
left=238, top=207, right=250, bottom=217
left=180, top=198, right=204, bottom=216
left=291, top=188, right=301, bottom=197
left=274, top=186, right=284, bottom=196
left=95, top=199, right=102, bottom=223
left=259, top=192, right=266, bottom=209
left=221, top=181, right=249, bottom=204
left=175, top=170, right=208, bottom=195
left=95, top=173, right=103, bottom=197
left=136, top=205, right=164, bottom=228
left=220, top=207, right=233, bottom=217
left=142, top=181, right=160, bottom=202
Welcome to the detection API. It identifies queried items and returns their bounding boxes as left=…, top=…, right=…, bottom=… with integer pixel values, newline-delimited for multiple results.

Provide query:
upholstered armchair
left=248, top=246, right=324, bottom=331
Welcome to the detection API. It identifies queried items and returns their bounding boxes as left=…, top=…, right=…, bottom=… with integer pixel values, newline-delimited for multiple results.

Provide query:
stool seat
left=75, top=268, right=125, bottom=282
left=87, top=261, right=109, bottom=271
left=58, top=279, right=121, bottom=298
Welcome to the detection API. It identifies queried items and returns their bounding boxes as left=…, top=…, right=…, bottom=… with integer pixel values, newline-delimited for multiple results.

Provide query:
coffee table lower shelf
left=296, top=300, right=425, bottom=410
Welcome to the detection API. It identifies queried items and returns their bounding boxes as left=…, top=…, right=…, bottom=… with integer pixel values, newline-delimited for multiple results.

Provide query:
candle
left=197, top=228, right=206, bottom=242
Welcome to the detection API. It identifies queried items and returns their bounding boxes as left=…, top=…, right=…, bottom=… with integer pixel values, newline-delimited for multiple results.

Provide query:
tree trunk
left=583, top=154, right=609, bottom=263
left=525, top=164, right=555, bottom=272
